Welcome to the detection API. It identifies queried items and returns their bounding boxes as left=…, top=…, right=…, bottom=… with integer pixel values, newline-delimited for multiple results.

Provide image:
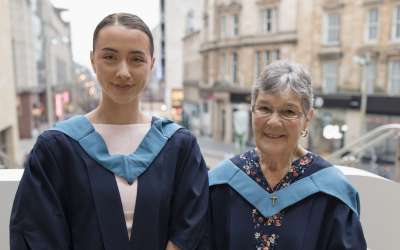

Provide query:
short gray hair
left=251, top=59, right=314, bottom=119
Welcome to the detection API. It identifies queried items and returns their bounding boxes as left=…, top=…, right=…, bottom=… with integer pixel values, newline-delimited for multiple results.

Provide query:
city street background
left=1, top=0, right=400, bottom=179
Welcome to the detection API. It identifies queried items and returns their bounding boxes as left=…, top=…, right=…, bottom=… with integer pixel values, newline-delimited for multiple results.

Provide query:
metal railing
left=0, top=149, right=21, bottom=169
left=326, top=124, right=400, bottom=182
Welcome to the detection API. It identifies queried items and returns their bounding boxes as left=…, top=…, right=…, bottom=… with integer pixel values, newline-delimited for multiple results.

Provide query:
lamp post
left=352, top=52, right=371, bottom=135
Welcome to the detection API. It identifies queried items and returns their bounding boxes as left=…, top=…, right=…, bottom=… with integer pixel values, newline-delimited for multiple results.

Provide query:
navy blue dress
left=208, top=150, right=367, bottom=250
left=10, top=117, right=209, bottom=250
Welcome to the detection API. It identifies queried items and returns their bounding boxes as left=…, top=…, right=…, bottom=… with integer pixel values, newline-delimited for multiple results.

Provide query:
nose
left=116, top=61, right=131, bottom=80
left=267, top=110, right=282, bottom=127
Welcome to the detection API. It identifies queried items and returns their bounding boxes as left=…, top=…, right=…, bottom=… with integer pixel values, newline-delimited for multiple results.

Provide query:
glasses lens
left=255, top=106, right=272, bottom=116
left=280, top=109, right=299, bottom=119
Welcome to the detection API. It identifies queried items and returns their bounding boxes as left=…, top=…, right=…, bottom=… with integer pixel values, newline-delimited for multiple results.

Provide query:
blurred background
left=1, top=0, right=400, bottom=182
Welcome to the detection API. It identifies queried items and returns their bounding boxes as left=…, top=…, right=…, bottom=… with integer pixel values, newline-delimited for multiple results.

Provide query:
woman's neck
left=256, top=145, right=307, bottom=189
left=85, top=96, right=150, bottom=125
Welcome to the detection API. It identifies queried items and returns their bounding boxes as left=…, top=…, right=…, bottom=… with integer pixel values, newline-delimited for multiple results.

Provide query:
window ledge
left=388, top=40, right=400, bottom=46
left=323, top=3, right=345, bottom=11
left=322, top=42, right=341, bottom=47
left=363, top=0, right=384, bottom=6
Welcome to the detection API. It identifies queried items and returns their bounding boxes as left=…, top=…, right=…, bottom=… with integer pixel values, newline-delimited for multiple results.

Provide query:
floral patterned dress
left=238, top=149, right=315, bottom=250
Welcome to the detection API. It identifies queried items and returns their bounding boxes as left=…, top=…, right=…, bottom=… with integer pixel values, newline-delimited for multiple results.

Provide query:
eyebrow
left=101, top=47, right=146, bottom=55
left=256, top=99, right=301, bottom=108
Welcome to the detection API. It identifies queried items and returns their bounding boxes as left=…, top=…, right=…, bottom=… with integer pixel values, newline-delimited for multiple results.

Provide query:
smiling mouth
left=265, top=133, right=284, bottom=139
left=112, top=83, right=133, bottom=91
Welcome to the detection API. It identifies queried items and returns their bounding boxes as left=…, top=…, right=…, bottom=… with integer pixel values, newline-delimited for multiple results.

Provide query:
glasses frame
left=251, top=105, right=305, bottom=120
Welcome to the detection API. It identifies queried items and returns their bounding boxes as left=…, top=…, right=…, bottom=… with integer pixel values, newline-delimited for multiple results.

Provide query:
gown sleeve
left=9, top=135, right=71, bottom=250
left=168, top=133, right=209, bottom=250
left=323, top=199, right=367, bottom=250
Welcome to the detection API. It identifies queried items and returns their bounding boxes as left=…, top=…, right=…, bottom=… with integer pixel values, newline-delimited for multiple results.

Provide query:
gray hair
left=251, top=59, right=314, bottom=119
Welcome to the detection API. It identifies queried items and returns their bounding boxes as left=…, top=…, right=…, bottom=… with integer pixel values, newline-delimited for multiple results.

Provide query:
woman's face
left=90, top=25, right=155, bottom=105
left=252, top=91, right=313, bottom=160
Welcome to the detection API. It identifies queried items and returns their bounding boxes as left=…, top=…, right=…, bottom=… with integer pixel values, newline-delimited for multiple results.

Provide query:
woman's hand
left=166, top=240, right=182, bottom=250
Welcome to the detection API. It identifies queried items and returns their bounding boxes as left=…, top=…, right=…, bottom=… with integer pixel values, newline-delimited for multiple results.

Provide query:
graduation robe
left=208, top=154, right=367, bottom=250
left=10, top=116, right=209, bottom=250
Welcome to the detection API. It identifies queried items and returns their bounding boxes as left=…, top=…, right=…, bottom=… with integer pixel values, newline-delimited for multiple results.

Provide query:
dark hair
left=92, top=13, right=154, bottom=58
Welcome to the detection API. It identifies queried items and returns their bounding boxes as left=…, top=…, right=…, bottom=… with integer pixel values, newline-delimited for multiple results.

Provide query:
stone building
left=161, top=0, right=203, bottom=122
left=10, top=0, right=75, bottom=138
left=183, top=0, right=400, bottom=159
left=0, top=0, right=20, bottom=168
left=197, top=0, right=299, bottom=143
left=297, top=0, right=400, bottom=156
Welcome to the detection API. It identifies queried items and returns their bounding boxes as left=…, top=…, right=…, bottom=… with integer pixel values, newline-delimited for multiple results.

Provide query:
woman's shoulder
left=302, top=152, right=334, bottom=177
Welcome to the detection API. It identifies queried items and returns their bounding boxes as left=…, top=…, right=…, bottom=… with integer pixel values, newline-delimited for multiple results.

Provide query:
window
left=362, top=61, right=376, bottom=93
left=389, top=61, right=400, bottom=94
left=392, top=6, right=400, bottom=41
left=323, top=61, right=338, bottom=92
left=264, top=51, right=270, bottom=67
left=230, top=53, right=238, bottom=84
left=221, top=16, right=226, bottom=39
left=325, top=13, right=340, bottom=44
left=275, top=50, right=280, bottom=60
left=221, top=53, right=226, bottom=84
left=259, top=8, right=277, bottom=34
left=254, top=51, right=261, bottom=81
left=366, top=9, right=379, bottom=41
left=231, top=14, right=239, bottom=38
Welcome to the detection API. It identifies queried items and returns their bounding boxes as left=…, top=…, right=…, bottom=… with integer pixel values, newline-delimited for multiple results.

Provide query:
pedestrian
left=10, top=13, right=208, bottom=250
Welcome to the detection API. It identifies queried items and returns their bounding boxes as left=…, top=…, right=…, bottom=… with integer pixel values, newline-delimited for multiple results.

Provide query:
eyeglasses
left=252, top=105, right=304, bottom=120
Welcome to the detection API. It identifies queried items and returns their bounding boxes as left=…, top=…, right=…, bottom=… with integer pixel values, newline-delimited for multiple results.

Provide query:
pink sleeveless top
left=93, top=123, right=151, bottom=239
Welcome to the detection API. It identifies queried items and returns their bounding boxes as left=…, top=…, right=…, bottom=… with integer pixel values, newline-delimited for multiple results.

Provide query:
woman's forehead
left=255, top=91, right=302, bottom=108
left=95, top=26, right=150, bottom=54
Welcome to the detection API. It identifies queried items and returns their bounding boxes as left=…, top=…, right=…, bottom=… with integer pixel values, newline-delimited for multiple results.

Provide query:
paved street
left=196, top=136, right=253, bottom=169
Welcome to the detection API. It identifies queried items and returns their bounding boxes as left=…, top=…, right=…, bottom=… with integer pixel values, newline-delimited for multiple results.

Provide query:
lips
left=112, top=83, right=133, bottom=91
left=265, top=133, right=284, bottom=139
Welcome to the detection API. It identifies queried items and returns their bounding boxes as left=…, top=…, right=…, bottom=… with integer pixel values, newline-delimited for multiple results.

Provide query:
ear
left=304, top=108, right=314, bottom=129
left=90, top=51, right=96, bottom=72
left=149, top=56, right=156, bottom=74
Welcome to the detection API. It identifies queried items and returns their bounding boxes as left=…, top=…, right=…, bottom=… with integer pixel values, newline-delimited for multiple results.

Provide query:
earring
left=301, top=129, right=308, bottom=137
left=94, top=69, right=96, bottom=74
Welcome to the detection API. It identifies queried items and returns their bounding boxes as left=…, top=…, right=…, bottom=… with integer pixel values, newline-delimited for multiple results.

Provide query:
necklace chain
left=96, top=108, right=143, bottom=124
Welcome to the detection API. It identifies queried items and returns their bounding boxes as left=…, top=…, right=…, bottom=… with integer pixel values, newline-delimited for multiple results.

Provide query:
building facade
left=0, top=0, right=20, bottom=168
left=10, top=0, right=75, bottom=138
left=197, top=0, right=298, bottom=144
left=161, top=0, right=203, bottom=122
left=183, top=0, right=400, bottom=161
left=297, top=0, right=400, bottom=158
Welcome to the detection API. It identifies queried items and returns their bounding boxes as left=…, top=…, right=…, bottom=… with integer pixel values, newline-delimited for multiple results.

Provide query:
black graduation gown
left=10, top=117, right=209, bottom=250
left=208, top=154, right=367, bottom=250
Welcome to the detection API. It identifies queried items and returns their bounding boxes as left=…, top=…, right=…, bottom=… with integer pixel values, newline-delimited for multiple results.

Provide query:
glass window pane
left=397, top=6, right=400, bottom=21
left=329, top=14, right=339, bottom=26
left=369, top=9, right=378, bottom=23
left=265, top=51, right=270, bottom=66
left=396, top=24, right=400, bottom=38
left=392, top=61, right=400, bottom=74
left=369, top=27, right=377, bottom=40
left=392, top=79, right=400, bottom=93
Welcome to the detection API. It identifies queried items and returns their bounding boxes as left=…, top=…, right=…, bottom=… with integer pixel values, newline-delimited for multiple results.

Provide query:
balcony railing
left=326, top=124, right=400, bottom=182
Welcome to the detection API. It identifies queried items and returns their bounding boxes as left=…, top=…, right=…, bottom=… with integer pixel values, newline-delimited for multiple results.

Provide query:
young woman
left=10, top=13, right=208, bottom=250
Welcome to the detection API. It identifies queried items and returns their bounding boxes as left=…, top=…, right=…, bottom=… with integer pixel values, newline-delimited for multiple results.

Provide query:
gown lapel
left=129, top=153, right=163, bottom=249
left=83, top=150, right=131, bottom=250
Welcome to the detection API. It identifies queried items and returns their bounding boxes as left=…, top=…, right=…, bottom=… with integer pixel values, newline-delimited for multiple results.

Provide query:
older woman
left=208, top=60, right=366, bottom=250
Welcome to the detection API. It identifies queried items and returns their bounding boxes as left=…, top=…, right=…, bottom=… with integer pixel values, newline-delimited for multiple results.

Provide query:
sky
left=51, top=0, right=160, bottom=71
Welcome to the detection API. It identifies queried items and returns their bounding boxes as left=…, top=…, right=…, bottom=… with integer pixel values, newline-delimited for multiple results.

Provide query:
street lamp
left=352, top=52, right=371, bottom=134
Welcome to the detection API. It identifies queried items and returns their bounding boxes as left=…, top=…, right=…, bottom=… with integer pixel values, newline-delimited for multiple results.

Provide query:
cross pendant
left=271, top=193, right=278, bottom=206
